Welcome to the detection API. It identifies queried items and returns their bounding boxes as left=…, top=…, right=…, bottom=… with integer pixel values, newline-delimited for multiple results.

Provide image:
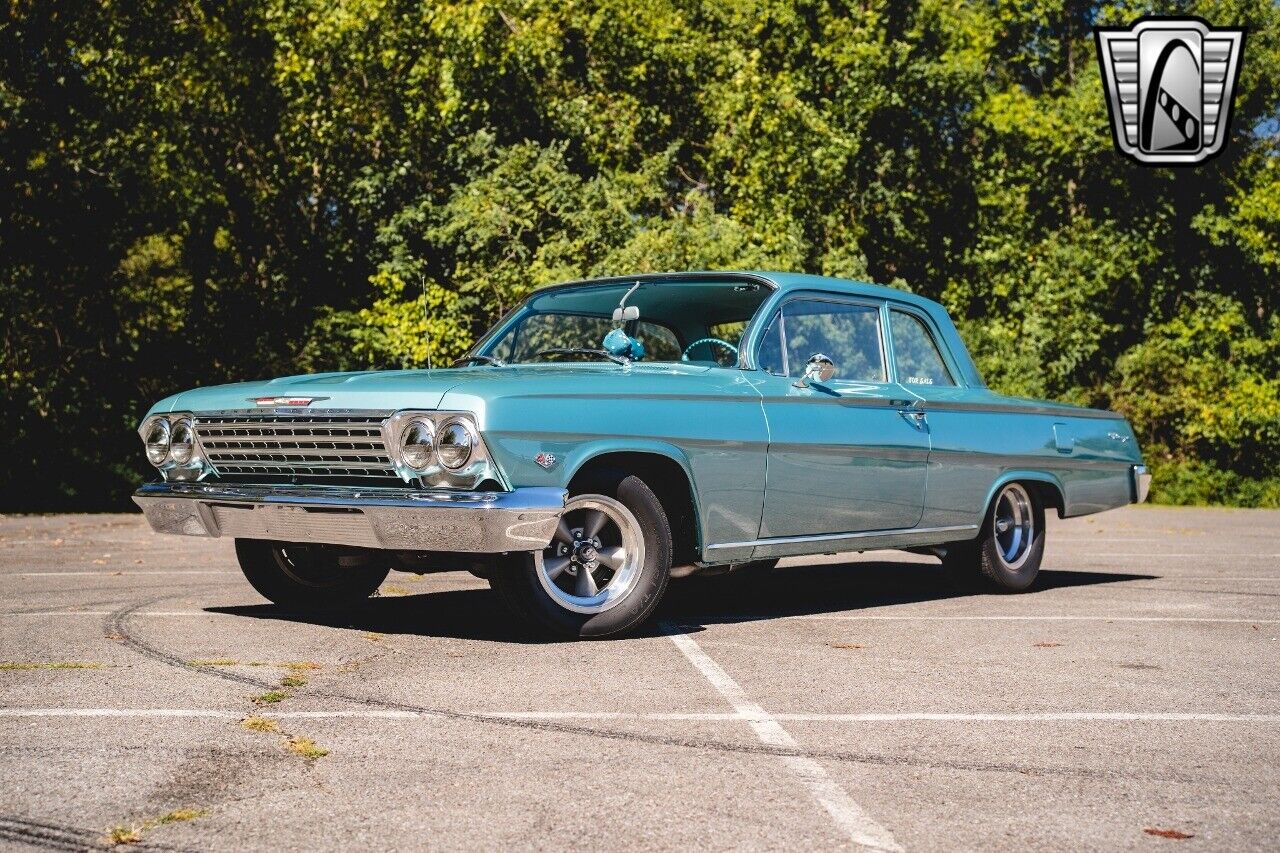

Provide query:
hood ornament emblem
left=249, top=396, right=329, bottom=407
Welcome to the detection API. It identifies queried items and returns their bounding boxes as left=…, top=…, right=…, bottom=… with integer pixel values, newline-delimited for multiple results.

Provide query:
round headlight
left=436, top=421, right=474, bottom=470
left=144, top=419, right=171, bottom=467
left=400, top=419, right=436, bottom=470
left=169, top=419, right=195, bottom=465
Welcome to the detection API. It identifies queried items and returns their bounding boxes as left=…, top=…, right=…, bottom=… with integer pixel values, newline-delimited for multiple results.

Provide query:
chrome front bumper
left=1131, top=465, right=1151, bottom=503
left=133, top=482, right=566, bottom=553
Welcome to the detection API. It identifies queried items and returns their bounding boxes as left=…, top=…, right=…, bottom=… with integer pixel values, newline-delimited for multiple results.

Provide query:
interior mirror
left=611, top=305, right=640, bottom=323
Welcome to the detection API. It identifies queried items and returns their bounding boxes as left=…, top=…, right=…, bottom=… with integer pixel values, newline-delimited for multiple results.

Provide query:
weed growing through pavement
left=105, top=808, right=208, bottom=845
left=280, top=675, right=307, bottom=688
left=0, top=661, right=105, bottom=670
left=106, top=826, right=141, bottom=845
left=241, top=716, right=329, bottom=763
left=252, top=690, right=288, bottom=705
left=286, top=736, right=330, bottom=760
left=240, top=716, right=281, bottom=733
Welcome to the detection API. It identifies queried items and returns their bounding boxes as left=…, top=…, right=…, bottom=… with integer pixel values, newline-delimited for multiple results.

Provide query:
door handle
left=898, top=408, right=927, bottom=429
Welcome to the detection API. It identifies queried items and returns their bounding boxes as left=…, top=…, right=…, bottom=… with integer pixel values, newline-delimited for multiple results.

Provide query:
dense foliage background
left=3, top=0, right=1278, bottom=511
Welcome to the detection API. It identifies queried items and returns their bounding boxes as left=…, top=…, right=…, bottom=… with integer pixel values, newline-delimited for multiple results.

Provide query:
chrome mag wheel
left=534, top=494, right=645, bottom=614
left=992, top=482, right=1035, bottom=570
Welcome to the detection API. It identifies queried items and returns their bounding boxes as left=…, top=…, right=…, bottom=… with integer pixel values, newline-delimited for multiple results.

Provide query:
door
left=754, top=296, right=930, bottom=539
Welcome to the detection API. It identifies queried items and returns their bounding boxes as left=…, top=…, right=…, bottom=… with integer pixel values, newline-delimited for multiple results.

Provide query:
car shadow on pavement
left=657, top=561, right=1158, bottom=628
left=205, top=560, right=1157, bottom=643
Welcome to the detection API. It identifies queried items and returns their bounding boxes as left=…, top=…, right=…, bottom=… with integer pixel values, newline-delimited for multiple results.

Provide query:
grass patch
left=105, top=808, right=207, bottom=846
left=286, top=736, right=329, bottom=760
left=240, top=716, right=281, bottom=734
left=1, top=661, right=104, bottom=670
left=106, top=826, right=141, bottom=845
left=191, top=659, right=321, bottom=670
left=279, top=675, right=307, bottom=688
left=252, top=690, right=288, bottom=705
left=188, top=658, right=243, bottom=667
left=283, top=661, right=321, bottom=671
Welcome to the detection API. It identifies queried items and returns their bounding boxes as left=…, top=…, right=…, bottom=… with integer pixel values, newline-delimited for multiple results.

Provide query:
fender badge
left=249, top=396, right=329, bottom=407
left=534, top=452, right=558, bottom=470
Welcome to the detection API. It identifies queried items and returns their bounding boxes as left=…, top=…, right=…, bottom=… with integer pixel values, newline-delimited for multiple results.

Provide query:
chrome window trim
left=883, top=302, right=961, bottom=389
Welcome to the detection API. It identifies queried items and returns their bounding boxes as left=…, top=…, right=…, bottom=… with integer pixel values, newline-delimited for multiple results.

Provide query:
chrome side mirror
left=793, top=353, right=836, bottom=388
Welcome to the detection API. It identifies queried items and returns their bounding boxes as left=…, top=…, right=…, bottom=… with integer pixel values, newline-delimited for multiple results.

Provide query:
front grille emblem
left=249, top=396, right=330, bottom=407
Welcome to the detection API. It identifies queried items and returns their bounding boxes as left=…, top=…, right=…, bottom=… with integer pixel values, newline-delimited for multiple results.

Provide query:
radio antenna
left=420, top=274, right=434, bottom=370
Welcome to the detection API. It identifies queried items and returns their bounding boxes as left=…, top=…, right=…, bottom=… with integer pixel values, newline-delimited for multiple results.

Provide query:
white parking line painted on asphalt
left=798, top=615, right=1280, bottom=623
left=661, top=624, right=903, bottom=852
left=0, top=611, right=208, bottom=616
left=1056, top=553, right=1280, bottom=558
left=17, top=571, right=236, bottom=576
left=3, top=709, right=1278, bottom=723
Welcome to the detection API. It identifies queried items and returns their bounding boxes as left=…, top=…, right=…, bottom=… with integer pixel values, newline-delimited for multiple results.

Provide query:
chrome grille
left=194, top=410, right=400, bottom=484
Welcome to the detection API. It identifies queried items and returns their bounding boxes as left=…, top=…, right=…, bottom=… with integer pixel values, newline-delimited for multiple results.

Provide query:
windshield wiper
left=534, top=347, right=628, bottom=366
left=451, top=354, right=506, bottom=367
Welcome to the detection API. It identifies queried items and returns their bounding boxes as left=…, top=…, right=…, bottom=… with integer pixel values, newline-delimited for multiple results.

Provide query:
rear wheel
left=943, top=482, right=1045, bottom=592
left=489, top=472, right=672, bottom=639
left=235, top=540, right=390, bottom=610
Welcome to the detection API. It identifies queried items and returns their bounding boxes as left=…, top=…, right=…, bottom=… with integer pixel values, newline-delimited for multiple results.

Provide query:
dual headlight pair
left=142, top=415, right=197, bottom=468
left=398, top=417, right=475, bottom=472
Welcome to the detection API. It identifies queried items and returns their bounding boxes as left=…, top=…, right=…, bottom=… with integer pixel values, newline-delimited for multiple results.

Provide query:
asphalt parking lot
left=1, top=507, right=1277, bottom=851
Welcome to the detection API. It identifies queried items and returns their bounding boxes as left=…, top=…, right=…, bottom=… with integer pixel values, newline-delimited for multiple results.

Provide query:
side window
left=890, top=310, right=956, bottom=387
left=760, top=299, right=885, bottom=382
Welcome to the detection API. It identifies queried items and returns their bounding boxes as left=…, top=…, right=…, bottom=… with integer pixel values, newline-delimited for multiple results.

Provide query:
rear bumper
left=1131, top=465, right=1151, bottom=503
left=132, top=482, right=566, bottom=553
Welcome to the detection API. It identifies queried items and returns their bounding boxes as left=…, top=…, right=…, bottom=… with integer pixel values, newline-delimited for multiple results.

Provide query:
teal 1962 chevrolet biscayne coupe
left=134, top=272, right=1149, bottom=638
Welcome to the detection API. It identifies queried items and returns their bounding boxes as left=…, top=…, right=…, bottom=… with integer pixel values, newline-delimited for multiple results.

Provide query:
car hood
left=151, top=363, right=728, bottom=417
left=156, top=369, right=466, bottom=414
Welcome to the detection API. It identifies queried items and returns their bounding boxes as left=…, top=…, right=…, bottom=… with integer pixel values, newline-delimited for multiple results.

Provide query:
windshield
left=473, top=279, right=772, bottom=366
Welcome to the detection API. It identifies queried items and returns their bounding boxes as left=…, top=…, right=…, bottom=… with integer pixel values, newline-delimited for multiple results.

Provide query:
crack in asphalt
left=100, top=597, right=1213, bottom=785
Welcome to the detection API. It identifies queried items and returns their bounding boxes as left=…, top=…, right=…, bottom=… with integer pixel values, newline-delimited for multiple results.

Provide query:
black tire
left=489, top=471, right=672, bottom=639
left=942, top=482, right=1045, bottom=592
left=235, top=539, right=390, bottom=610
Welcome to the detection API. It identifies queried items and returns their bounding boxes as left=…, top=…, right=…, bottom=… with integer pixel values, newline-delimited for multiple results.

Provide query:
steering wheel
left=681, top=337, right=740, bottom=362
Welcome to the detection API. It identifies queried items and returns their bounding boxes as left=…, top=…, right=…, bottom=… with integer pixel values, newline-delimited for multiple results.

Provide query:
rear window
left=890, top=310, right=955, bottom=387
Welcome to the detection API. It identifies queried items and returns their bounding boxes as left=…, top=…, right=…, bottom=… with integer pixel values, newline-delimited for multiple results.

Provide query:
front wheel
left=489, top=472, right=672, bottom=639
left=235, top=540, right=390, bottom=610
left=942, top=482, right=1045, bottom=592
